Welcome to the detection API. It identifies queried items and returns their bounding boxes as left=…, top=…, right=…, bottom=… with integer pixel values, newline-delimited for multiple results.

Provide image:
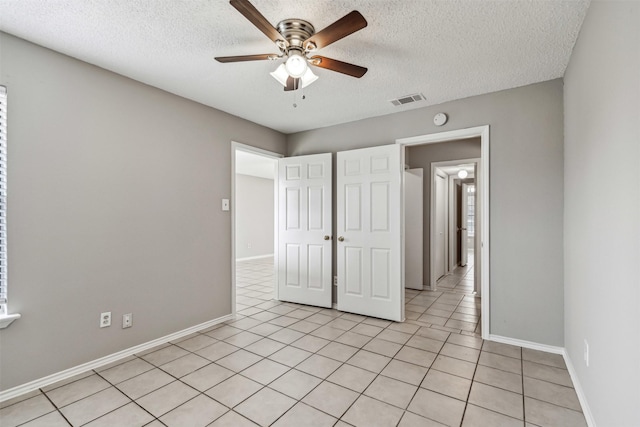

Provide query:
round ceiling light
left=458, top=170, right=469, bottom=179
left=285, top=51, right=308, bottom=78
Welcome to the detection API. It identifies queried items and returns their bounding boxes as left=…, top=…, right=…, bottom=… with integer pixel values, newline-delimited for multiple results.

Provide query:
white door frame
left=460, top=182, right=470, bottom=267
left=430, top=159, right=478, bottom=289
left=448, top=172, right=475, bottom=272
left=396, top=125, right=490, bottom=339
left=231, top=142, right=283, bottom=318
left=432, top=167, right=449, bottom=286
left=448, top=174, right=458, bottom=273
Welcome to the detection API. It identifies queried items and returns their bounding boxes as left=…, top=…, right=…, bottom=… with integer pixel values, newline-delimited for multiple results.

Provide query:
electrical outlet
left=584, top=339, right=589, bottom=367
left=247, top=243, right=252, bottom=249
left=122, top=313, right=133, bottom=329
left=100, top=312, right=111, bottom=328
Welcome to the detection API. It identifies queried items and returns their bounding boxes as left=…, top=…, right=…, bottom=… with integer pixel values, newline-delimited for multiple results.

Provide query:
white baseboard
left=562, top=349, right=596, bottom=427
left=488, top=334, right=595, bottom=427
left=236, top=254, right=274, bottom=262
left=0, top=313, right=234, bottom=403
left=488, top=334, right=564, bottom=354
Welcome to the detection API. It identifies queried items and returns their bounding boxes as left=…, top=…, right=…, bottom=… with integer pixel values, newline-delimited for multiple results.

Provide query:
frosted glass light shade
left=270, top=64, right=289, bottom=86
left=285, top=52, right=308, bottom=77
left=458, top=170, right=469, bottom=179
left=300, top=67, right=318, bottom=88
left=270, top=64, right=318, bottom=89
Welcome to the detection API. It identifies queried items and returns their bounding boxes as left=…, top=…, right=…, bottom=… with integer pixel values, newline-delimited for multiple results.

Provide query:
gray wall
left=235, top=174, right=274, bottom=260
left=406, top=138, right=481, bottom=283
left=288, top=79, right=565, bottom=346
left=0, top=33, right=286, bottom=390
left=563, top=1, right=640, bottom=425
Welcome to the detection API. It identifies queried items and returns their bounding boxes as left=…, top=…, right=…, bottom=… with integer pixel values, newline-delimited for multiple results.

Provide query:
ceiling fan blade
left=284, top=76, right=300, bottom=91
left=215, top=54, right=275, bottom=63
left=304, top=11, right=367, bottom=50
left=230, top=0, right=288, bottom=47
left=310, top=56, right=368, bottom=78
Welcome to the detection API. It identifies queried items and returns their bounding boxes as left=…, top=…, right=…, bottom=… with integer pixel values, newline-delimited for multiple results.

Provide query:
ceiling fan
left=215, top=0, right=368, bottom=91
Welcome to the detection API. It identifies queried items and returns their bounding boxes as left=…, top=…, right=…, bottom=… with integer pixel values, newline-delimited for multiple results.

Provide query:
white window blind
left=0, top=86, right=7, bottom=316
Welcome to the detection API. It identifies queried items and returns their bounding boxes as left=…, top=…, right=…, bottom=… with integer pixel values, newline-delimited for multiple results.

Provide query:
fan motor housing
left=277, top=19, right=315, bottom=49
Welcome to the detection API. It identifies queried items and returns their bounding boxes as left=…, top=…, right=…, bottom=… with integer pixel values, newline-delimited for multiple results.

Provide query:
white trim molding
left=562, top=349, right=597, bottom=427
left=231, top=142, right=282, bottom=319
left=488, top=334, right=564, bottom=354
left=0, top=313, right=233, bottom=403
left=489, top=335, right=595, bottom=427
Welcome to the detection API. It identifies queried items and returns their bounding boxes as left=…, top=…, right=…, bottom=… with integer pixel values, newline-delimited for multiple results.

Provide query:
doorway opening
left=231, top=142, right=282, bottom=315
left=429, top=159, right=479, bottom=291
left=234, top=144, right=405, bottom=321
left=397, top=125, right=490, bottom=338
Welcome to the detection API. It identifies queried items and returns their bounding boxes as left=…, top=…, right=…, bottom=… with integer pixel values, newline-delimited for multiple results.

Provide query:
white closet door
left=336, top=144, right=403, bottom=321
left=277, top=153, right=332, bottom=307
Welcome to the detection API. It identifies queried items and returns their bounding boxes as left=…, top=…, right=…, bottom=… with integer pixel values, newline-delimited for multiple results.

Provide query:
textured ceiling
left=0, top=0, right=589, bottom=134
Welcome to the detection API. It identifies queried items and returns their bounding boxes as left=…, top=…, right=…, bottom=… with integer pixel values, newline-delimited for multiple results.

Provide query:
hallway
left=424, top=247, right=481, bottom=335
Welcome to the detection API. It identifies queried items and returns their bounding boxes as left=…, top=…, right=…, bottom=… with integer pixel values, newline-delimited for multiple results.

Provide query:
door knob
left=324, top=235, right=331, bottom=241
left=338, top=236, right=344, bottom=242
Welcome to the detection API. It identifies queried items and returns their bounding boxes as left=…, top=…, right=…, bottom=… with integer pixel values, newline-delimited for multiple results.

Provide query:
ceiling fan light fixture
left=217, top=2, right=369, bottom=89
left=300, top=67, right=318, bottom=88
left=270, top=64, right=318, bottom=89
left=285, top=51, right=308, bottom=78
left=270, top=64, right=289, bottom=87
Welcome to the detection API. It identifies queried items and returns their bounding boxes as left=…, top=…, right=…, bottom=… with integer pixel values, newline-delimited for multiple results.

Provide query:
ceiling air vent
left=390, top=93, right=425, bottom=107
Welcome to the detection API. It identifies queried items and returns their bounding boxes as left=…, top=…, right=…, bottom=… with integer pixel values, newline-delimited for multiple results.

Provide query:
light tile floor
left=424, top=251, right=481, bottom=335
left=0, top=257, right=587, bottom=427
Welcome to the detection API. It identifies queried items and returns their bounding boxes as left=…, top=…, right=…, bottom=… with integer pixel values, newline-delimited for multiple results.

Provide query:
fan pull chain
left=293, top=86, right=307, bottom=108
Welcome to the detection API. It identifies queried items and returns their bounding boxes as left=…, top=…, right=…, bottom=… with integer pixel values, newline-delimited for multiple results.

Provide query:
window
left=0, top=86, right=7, bottom=317
left=466, top=184, right=475, bottom=237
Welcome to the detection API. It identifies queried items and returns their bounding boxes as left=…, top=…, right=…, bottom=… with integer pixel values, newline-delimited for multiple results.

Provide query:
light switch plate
left=222, top=199, right=230, bottom=211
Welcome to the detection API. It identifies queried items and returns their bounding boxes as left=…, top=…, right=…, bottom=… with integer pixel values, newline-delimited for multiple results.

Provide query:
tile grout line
left=390, top=325, right=446, bottom=427
left=521, top=346, right=527, bottom=424
left=92, top=362, right=164, bottom=426
left=38, top=388, right=73, bottom=427
left=458, top=340, right=483, bottom=427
